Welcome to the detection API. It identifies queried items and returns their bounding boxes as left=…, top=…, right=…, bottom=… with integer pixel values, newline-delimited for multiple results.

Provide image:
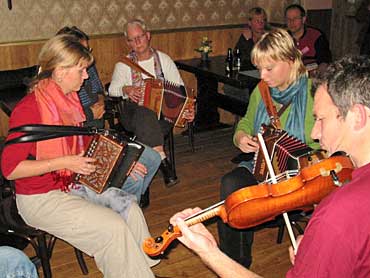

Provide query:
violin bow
left=257, top=133, right=298, bottom=252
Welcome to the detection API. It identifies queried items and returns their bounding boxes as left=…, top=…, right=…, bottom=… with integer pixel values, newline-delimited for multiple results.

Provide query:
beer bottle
left=225, top=48, right=233, bottom=73
left=234, top=47, right=241, bottom=71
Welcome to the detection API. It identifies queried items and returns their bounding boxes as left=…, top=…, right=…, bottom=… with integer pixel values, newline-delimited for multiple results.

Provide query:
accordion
left=74, top=134, right=144, bottom=194
left=139, top=79, right=195, bottom=128
left=253, top=125, right=325, bottom=182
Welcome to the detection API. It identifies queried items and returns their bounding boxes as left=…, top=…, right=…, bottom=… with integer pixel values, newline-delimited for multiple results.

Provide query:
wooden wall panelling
left=0, top=26, right=246, bottom=135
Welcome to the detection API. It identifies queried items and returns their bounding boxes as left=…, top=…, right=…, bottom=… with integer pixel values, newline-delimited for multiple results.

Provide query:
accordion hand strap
left=258, top=80, right=281, bottom=129
left=121, top=56, right=155, bottom=79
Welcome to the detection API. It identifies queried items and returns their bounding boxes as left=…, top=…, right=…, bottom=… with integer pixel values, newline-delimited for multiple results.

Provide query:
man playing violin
left=170, top=55, right=370, bottom=277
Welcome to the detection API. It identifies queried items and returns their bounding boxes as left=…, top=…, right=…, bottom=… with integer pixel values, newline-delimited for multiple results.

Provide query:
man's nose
left=310, top=122, right=320, bottom=140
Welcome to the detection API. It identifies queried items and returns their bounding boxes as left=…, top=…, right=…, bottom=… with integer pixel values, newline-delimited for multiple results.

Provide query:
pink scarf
left=34, top=79, right=86, bottom=189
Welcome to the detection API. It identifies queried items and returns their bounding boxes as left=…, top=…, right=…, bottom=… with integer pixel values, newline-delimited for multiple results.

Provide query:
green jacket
left=234, top=79, right=320, bottom=150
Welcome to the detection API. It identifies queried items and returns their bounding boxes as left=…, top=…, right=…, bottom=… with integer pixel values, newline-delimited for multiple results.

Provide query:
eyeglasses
left=286, top=17, right=303, bottom=23
left=127, top=33, right=147, bottom=43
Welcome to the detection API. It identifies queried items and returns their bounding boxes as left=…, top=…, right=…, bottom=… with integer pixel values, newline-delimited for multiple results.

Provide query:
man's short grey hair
left=123, top=19, right=148, bottom=37
left=312, top=55, right=370, bottom=117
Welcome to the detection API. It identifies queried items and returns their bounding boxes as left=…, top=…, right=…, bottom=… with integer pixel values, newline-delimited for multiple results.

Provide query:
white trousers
left=16, top=190, right=159, bottom=278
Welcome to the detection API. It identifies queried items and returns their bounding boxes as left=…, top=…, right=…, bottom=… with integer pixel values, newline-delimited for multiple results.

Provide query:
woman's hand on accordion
left=65, top=152, right=97, bottom=175
left=235, top=131, right=259, bottom=153
left=182, top=102, right=195, bottom=123
left=123, top=86, right=143, bottom=103
left=129, top=162, right=148, bottom=181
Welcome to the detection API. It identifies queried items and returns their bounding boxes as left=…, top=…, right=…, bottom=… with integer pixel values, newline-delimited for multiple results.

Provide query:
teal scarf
left=253, top=76, right=308, bottom=142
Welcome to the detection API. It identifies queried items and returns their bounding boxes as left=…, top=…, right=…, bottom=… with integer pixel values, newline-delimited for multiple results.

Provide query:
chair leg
left=168, top=127, right=176, bottom=177
left=292, top=221, right=305, bottom=235
left=47, top=236, right=57, bottom=258
left=74, top=248, right=89, bottom=275
left=36, top=233, right=52, bottom=278
left=188, top=122, right=195, bottom=152
left=276, top=223, right=285, bottom=244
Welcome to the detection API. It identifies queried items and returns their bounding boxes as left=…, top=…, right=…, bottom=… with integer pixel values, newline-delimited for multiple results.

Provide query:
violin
left=143, top=152, right=354, bottom=256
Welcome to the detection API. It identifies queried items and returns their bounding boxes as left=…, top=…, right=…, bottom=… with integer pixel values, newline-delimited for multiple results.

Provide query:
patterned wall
left=0, top=0, right=291, bottom=43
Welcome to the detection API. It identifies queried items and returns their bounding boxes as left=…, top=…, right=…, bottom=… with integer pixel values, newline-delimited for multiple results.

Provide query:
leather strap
left=121, top=56, right=155, bottom=79
left=5, top=124, right=133, bottom=147
left=258, top=81, right=281, bottom=129
left=9, top=124, right=98, bottom=135
left=5, top=124, right=103, bottom=146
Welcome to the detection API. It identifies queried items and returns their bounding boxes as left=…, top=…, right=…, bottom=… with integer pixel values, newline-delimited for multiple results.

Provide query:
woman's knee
left=220, top=167, right=255, bottom=198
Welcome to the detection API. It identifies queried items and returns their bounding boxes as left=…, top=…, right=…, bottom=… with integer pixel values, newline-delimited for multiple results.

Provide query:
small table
left=175, top=55, right=259, bottom=132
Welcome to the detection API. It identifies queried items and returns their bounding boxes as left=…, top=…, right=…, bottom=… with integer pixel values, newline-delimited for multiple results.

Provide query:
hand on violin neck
left=171, top=208, right=218, bottom=257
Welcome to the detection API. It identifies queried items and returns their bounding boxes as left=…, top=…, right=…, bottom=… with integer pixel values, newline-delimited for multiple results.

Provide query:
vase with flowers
left=195, top=36, right=212, bottom=61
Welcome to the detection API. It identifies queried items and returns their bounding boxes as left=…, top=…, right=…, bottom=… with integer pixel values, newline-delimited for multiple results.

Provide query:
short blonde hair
left=251, top=28, right=307, bottom=84
left=39, top=34, right=93, bottom=71
left=30, top=34, right=93, bottom=89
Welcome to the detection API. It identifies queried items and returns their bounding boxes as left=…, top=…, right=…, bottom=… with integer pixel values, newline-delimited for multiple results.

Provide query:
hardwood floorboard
left=25, top=127, right=295, bottom=277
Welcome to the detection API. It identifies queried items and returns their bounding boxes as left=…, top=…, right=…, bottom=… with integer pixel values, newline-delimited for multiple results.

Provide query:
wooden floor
left=26, top=127, right=294, bottom=278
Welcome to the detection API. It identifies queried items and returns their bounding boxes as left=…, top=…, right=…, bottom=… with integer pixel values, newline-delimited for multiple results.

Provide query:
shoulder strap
left=5, top=124, right=103, bottom=146
left=121, top=56, right=155, bottom=79
left=258, top=81, right=281, bottom=129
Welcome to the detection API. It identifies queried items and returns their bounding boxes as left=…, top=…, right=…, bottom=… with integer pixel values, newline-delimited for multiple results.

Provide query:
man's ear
left=302, top=16, right=307, bottom=25
left=146, top=31, right=151, bottom=41
left=350, top=104, right=368, bottom=131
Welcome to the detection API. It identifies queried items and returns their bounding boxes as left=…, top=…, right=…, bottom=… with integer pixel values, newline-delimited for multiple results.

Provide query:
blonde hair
left=251, top=28, right=307, bottom=84
left=31, top=34, right=93, bottom=89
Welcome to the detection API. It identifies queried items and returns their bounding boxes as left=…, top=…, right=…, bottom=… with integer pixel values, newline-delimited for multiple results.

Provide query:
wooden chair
left=0, top=141, right=88, bottom=278
left=0, top=66, right=89, bottom=277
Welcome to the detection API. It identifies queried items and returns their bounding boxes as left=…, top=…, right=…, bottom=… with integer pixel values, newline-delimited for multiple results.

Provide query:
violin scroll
left=143, top=224, right=182, bottom=257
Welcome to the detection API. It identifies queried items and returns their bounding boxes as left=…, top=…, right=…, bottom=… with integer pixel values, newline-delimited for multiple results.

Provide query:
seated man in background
left=0, top=246, right=38, bottom=278
left=56, top=26, right=160, bottom=208
left=171, top=55, right=370, bottom=278
left=109, top=19, right=194, bottom=187
left=285, top=4, right=332, bottom=75
left=224, top=7, right=270, bottom=104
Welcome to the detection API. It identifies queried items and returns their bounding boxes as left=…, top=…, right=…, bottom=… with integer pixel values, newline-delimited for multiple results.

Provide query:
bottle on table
left=234, top=47, right=241, bottom=71
left=225, top=48, right=233, bottom=73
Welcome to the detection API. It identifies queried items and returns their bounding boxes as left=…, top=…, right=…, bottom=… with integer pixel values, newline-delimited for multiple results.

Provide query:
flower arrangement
left=195, top=36, right=213, bottom=54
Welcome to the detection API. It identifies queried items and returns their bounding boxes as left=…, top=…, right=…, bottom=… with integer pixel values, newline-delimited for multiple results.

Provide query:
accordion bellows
left=140, top=79, right=195, bottom=128
left=253, top=126, right=325, bottom=182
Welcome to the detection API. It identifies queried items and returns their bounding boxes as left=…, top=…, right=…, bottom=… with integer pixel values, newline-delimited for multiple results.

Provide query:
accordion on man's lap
left=140, top=79, right=195, bottom=128
left=74, top=134, right=144, bottom=194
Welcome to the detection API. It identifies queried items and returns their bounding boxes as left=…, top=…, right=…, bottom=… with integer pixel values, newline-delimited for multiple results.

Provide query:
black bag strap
left=5, top=124, right=134, bottom=147
left=9, top=124, right=101, bottom=135
left=5, top=124, right=107, bottom=146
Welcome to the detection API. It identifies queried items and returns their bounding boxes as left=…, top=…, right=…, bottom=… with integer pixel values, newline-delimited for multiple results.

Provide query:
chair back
left=0, top=137, right=30, bottom=249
